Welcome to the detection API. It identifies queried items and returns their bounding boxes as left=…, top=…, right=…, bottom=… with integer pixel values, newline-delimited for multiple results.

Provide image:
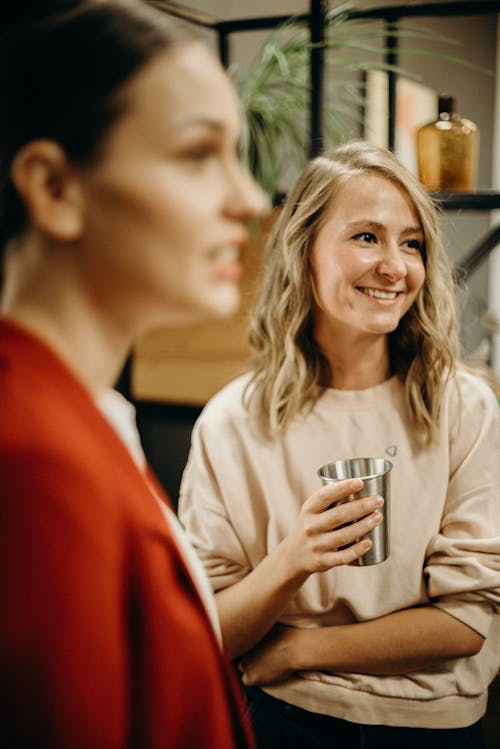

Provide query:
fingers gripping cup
left=317, top=457, right=392, bottom=566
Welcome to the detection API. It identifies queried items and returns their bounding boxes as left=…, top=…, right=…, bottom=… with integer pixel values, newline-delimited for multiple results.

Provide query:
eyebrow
left=345, top=220, right=423, bottom=235
left=168, top=116, right=242, bottom=147
left=171, top=116, right=227, bottom=134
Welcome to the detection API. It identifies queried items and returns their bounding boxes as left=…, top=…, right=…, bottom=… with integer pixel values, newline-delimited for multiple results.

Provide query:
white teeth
left=216, top=246, right=239, bottom=261
left=360, top=287, right=398, bottom=300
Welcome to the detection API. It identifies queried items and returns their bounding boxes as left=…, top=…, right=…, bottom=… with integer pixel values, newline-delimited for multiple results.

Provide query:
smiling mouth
left=211, top=246, right=242, bottom=281
left=357, top=287, right=400, bottom=300
left=212, top=246, right=240, bottom=262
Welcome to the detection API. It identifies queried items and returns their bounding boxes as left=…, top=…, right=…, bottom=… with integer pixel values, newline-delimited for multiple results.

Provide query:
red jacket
left=0, top=319, right=254, bottom=749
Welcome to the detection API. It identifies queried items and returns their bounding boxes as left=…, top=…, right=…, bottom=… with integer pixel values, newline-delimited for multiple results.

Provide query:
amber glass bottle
left=416, top=94, right=479, bottom=191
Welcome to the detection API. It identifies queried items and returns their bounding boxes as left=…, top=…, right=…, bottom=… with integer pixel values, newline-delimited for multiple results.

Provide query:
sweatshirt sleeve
left=425, top=373, right=500, bottom=637
left=178, top=405, right=255, bottom=592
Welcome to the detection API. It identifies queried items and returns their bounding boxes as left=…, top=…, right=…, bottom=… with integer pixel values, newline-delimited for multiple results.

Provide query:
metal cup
left=317, top=457, right=392, bottom=566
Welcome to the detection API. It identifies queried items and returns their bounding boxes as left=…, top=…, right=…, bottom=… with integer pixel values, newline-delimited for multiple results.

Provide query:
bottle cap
left=438, top=94, right=456, bottom=116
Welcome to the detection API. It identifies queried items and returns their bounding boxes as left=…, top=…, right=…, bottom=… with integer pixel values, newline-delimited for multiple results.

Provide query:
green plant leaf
left=236, top=2, right=492, bottom=202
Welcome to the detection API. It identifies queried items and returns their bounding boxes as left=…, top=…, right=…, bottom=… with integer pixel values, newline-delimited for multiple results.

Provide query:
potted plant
left=235, top=1, right=490, bottom=203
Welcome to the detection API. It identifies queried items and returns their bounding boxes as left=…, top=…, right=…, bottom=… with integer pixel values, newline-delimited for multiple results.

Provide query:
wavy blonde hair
left=245, top=140, right=460, bottom=443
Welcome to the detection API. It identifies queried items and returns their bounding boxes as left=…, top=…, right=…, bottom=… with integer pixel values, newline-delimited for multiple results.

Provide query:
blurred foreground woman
left=0, top=1, right=267, bottom=747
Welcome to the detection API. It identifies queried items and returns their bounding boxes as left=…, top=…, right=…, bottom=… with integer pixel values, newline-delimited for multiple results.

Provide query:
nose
left=375, top=242, right=407, bottom=282
left=225, top=160, right=269, bottom=222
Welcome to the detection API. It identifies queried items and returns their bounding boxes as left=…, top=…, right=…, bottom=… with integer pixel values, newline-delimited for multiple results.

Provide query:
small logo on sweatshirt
left=385, top=445, right=397, bottom=457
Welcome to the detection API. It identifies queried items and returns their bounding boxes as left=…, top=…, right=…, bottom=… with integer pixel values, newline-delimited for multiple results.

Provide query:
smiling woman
left=0, top=1, right=265, bottom=747
left=309, top=173, right=426, bottom=385
left=179, top=141, right=500, bottom=749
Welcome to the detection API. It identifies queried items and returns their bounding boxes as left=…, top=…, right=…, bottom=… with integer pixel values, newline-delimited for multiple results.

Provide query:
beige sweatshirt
left=178, top=370, right=500, bottom=729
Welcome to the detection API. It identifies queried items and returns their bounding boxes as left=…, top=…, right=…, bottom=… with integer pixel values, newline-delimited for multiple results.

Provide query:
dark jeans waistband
left=244, top=685, right=486, bottom=749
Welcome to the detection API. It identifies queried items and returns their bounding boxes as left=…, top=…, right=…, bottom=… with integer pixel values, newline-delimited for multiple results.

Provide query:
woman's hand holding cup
left=285, top=479, right=384, bottom=576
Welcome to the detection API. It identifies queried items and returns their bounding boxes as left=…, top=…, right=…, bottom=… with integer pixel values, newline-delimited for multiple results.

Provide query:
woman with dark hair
left=179, top=141, right=500, bottom=748
left=0, top=1, right=271, bottom=746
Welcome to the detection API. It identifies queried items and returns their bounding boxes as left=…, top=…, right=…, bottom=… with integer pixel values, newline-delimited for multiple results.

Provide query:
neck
left=316, top=327, right=390, bottom=390
left=2, top=237, right=133, bottom=394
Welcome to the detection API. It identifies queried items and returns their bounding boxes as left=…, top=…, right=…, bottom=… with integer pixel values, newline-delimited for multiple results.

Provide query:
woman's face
left=309, top=172, right=426, bottom=346
left=76, top=42, right=266, bottom=332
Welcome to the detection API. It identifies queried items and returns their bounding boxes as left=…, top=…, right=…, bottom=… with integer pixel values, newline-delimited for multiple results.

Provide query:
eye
left=182, top=143, right=216, bottom=161
left=353, top=232, right=377, bottom=244
left=177, top=137, right=220, bottom=163
left=402, top=238, right=423, bottom=254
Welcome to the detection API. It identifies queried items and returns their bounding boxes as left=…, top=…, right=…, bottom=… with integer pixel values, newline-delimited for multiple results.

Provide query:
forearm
left=290, top=605, right=484, bottom=675
left=215, top=486, right=383, bottom=659
left=216, top=536, right=309, bottom=659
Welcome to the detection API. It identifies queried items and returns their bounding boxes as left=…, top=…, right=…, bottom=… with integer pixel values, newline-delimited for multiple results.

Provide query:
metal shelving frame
left=110, top=2, right=500, bottom=493
left=154, top=0, right=500, bottom=278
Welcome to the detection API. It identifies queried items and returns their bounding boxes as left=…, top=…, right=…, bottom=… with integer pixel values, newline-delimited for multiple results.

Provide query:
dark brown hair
left=0, top=0, right=185, bottom=255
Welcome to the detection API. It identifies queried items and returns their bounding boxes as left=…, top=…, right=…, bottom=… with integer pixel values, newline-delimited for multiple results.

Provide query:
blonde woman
left=179, top=141, right=500, bottom=749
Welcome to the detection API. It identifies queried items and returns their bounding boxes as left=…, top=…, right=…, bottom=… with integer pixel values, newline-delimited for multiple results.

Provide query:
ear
left=10, top=140, right=84, bottom=241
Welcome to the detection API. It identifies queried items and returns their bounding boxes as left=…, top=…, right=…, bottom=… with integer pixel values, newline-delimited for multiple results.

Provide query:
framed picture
left=364, top=70, right=437, bottom=175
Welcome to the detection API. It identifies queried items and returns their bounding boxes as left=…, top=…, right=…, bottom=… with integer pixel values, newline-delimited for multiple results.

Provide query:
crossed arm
left=214, top=479, right=484, bottom=686
left=236, top=607, right=484, bottom=686
left=216, top=478, right=383, bottom=659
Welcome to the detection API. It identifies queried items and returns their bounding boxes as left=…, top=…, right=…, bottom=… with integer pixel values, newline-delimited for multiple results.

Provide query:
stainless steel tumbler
left=317, top=457, right=392, bottom=566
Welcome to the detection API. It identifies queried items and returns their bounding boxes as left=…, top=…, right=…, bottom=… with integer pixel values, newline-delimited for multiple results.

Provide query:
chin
left=366, top=326, right=399, bottom=336
left=206, top=289, right=241, bottom=320
left=144, top=289, right=239, bottom=330
left=188, top=285, right=241, bottom=323
left=365, top=315, right=401, bottom=333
